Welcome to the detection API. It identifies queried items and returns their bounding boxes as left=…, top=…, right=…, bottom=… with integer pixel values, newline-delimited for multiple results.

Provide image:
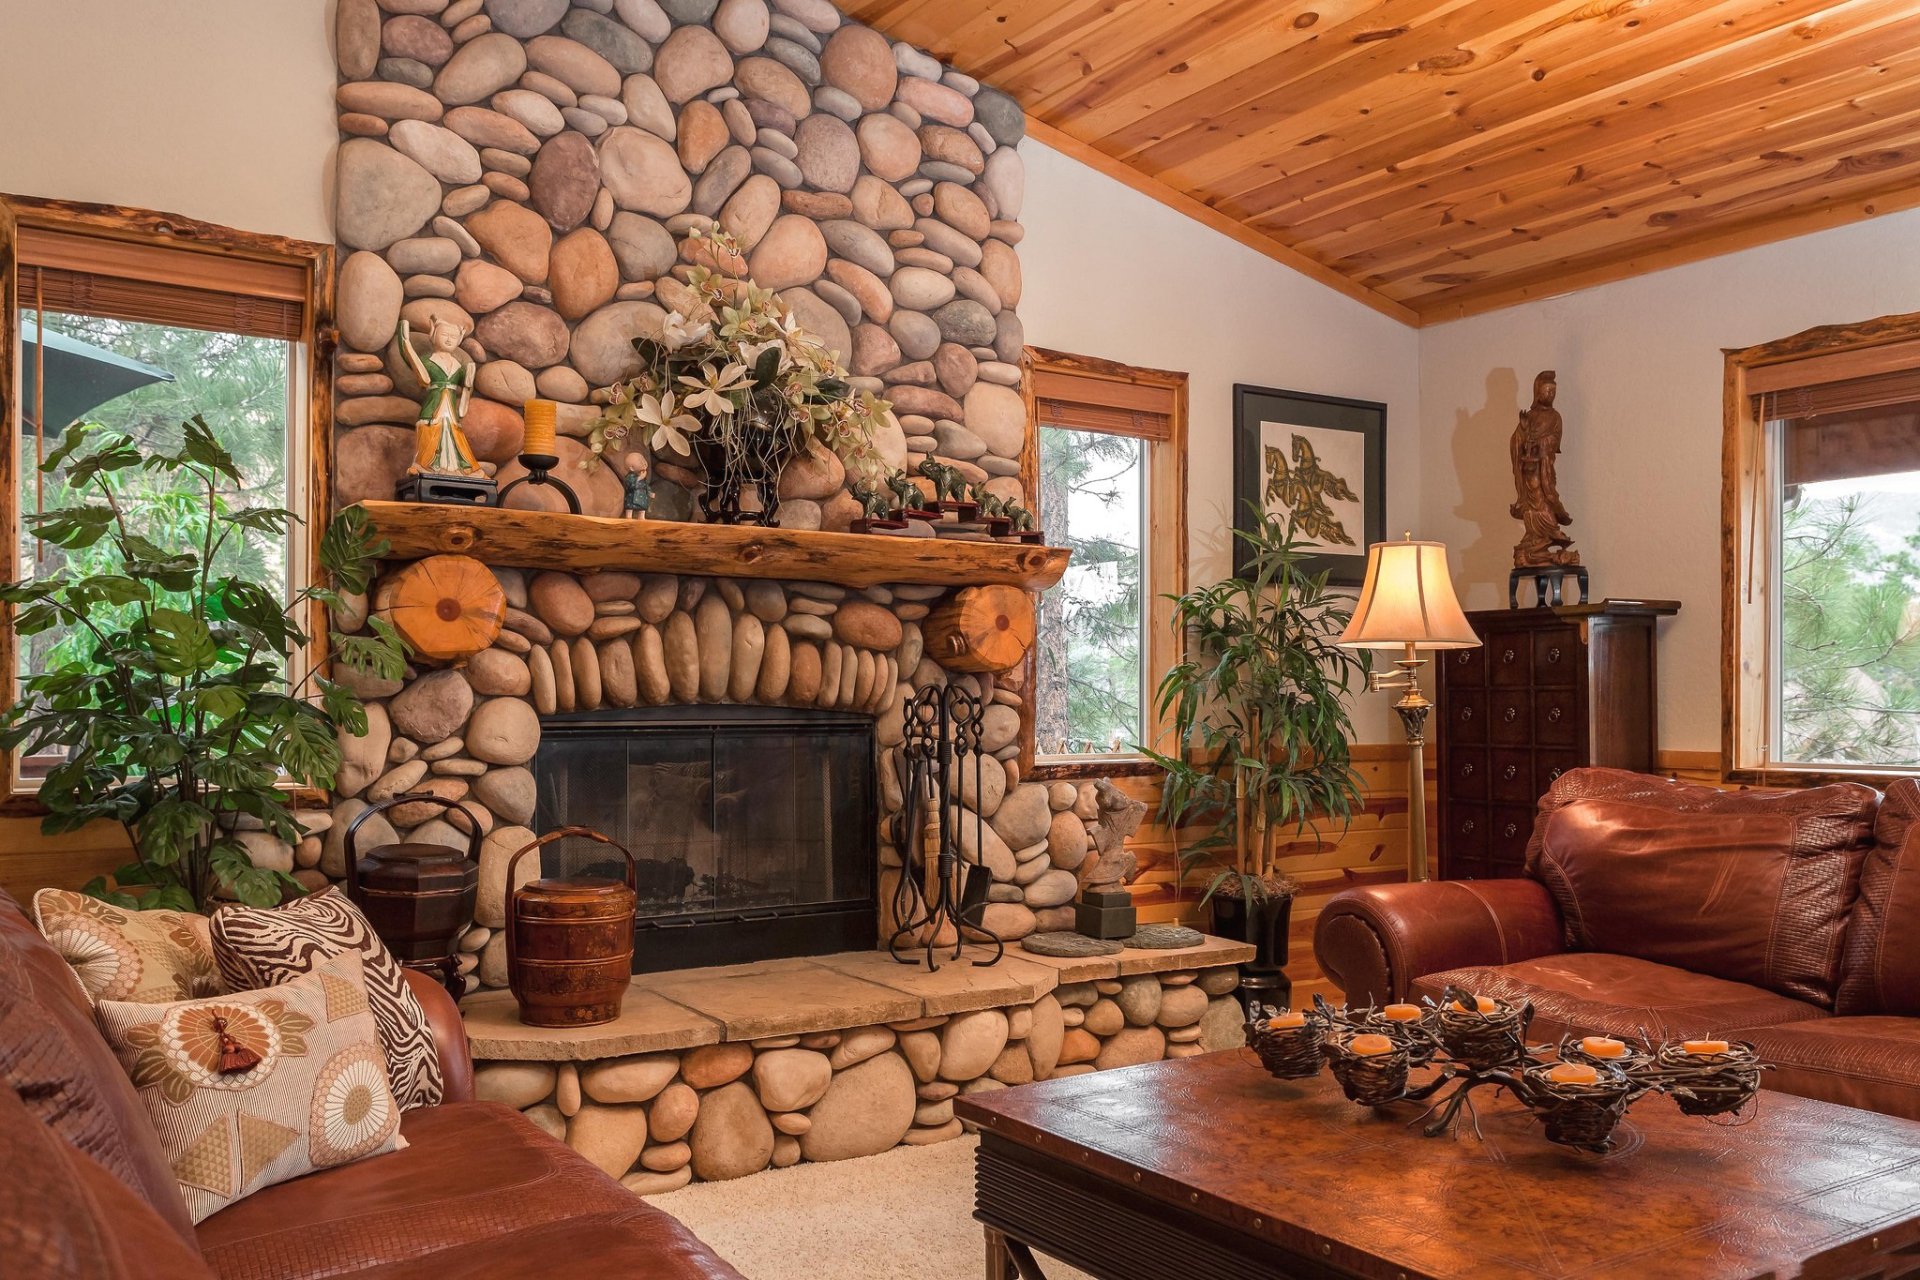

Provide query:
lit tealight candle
left=1580, top=1036, right=1628, bottom=1060
left=522, top=398, right=558, bottom=457
left=1548, top=1063, right=1599, bottom=1086
left=1265, top=1011, right=1307, bottom=1031
left=1348, top=1034, right=1395, bottom=1057
left=1381, top=1003, right=1423, bottom=1023
left=1448, top=995, right=1499, bottom=1014
left=1683, top=1040, right=1730, bottom=1057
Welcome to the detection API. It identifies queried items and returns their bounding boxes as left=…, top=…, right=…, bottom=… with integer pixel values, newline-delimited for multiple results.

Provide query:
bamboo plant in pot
left=1141, top=509, right=1370, bottom=1006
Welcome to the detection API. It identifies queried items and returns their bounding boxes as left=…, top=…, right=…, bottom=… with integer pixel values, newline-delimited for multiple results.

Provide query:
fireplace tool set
left=1245, top=987, right=1768, bottom=1154
left=888, top=682, right=1006, bottom=971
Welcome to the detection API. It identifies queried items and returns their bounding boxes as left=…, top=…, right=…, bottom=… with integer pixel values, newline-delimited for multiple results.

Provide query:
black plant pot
left=1211, top=891, right=1294, bottom=1014
left=691, top=425, right=785, bottom=526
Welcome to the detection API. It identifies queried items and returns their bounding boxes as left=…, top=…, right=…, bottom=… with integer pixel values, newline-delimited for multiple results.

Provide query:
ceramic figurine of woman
left=396, top=317, right=483, bottom=477
left=621, top=451, right=652, bottom=520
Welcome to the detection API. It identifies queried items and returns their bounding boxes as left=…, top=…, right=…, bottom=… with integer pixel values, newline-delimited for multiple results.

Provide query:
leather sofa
left=1315, top=767, right=1920, bottom=1120
left=0, top=888, right=742, bottom=1280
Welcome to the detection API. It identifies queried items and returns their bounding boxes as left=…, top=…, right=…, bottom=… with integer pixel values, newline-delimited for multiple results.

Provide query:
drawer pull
left=1462, top=820, right=1476, bottom=835
left=1457, top=652, right=1472, bottom=665
left=1547, top=646, right=1562, bottom=664
left=1460, top=762, right=1475, bottom=777
left=1548, top=707, right=1563, bottom=723
left=1503, top=764, right=1518, bottom=780
left=1549, top=767, right=1564, bottom=782
left=1501, top=647, right=1517, bottom=664
left=1460, top=706, right=1474, bottom=722
left=1504, top=822, right=1519, bottom=839
left=1503, top=706, right=1519, bottom=723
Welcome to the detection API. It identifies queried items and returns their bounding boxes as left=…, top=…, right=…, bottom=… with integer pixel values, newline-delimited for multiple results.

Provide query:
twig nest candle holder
left=1435, top=991, right=1528, bottom=1071
left=1656, top=1040, right=1764, bottom=1117
left=1246, top=1010, right=1326, bottom=1080
left=1559, top=1033, right=1648, bottom=1071
left=1520, top=1060, right=1635, bottom=1153
left=1365, top=1002, right=1440, bottom=1066
left=1328, top=1032, right=1410, bottom=1106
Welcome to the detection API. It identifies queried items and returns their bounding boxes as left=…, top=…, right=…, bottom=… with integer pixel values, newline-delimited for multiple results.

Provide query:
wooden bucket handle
left=342, top=792, right=484, bottom=908
left=503, top=827, right=638, bottom=976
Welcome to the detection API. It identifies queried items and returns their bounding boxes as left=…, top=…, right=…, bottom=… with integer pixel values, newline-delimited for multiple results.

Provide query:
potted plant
left=1141, top=509, right=1370, bottom=989
left=589, top=226, right=890, bottom=525
left=0, top=418, right=407, bottom=912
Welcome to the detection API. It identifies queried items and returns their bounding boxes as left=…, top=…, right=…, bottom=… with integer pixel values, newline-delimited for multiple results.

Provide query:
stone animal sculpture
left=852, top=481, right=893, bottom=521
left=885, top=469, right=921, bottom=512
left=1005, top=502, right=1035, bottom=533
left=917, top=457, right=965, bottom=503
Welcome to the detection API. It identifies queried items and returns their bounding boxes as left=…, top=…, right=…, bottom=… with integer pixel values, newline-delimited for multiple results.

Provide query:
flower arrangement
left=589, top=226, right=892, bottom=523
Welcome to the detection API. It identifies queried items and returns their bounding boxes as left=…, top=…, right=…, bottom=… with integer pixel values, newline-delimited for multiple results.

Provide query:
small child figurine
left=621, top=451, right=652, bottom=520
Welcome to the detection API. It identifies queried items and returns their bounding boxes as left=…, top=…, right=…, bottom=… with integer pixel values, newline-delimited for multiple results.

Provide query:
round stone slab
left=1128, top=924, right=1206, bottom=950
left=1021, top=932, right=1123, bottom=958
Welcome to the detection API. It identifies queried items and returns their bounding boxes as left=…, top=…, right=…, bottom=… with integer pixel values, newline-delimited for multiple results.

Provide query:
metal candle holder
left=1245, top=987, right=1768, bottom=1155
left=495, top=452, right=581, bottom=513
left=887, top=682, right=1004, bottom=971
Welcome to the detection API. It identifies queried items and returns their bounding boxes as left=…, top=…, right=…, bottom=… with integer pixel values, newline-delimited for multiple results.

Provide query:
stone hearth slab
left=1113, top=936, right=1256, bottom=976
left=461, top=988, right=723, bottom=1061
left=812, top=947, right=1058, bottom=1015
left=645, top=965, right=922, bottom=1041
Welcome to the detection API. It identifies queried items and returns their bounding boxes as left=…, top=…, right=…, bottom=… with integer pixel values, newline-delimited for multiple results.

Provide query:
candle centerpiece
left=1244, top=988, right=1770, bottom=1155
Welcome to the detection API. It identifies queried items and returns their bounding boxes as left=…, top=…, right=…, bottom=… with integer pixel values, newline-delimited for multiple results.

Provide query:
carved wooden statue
left=1509, top=370, right=1579, bottom=568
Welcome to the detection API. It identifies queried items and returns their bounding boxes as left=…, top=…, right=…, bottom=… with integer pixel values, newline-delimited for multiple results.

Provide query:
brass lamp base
left=1370, top=644, right=1434, bottom=883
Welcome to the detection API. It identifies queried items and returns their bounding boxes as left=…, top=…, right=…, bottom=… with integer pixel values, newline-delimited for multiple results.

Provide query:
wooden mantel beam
left=351, top=501, right=1072, bottom=591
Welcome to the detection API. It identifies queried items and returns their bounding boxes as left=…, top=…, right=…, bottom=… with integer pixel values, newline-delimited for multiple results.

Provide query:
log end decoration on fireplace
left=348, top=501, right=1072, bottom=590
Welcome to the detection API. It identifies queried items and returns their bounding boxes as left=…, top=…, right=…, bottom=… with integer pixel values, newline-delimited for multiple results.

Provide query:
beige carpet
left=652, top=1135, right=1093, bottom=1280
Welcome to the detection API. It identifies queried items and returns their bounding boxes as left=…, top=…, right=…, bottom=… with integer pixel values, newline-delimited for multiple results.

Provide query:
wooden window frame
left=0, top=195, right=334, bottom=809
left=1018, top=347, right=1188, bottom=783
left=1722, top=308, right=1920, bottom=787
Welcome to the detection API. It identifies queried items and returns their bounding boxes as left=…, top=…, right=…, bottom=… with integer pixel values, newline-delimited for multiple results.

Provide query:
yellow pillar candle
left=1348, top=1034, right=1395, bottom=1057
left=1548, top=1063, right=1599, bottom=1086
left=1265, top=1011, right=1307, bottom=1031
left=1580, top=1036, right=1628, bottom=1059
left=522, top=398, right=557, bottom=457
left=1381, top=1003, right=1423, bottom=1023
left=1448, top=995, right=1498, bottom=1014
left=1683, top=1039, right=1730, bottom=1056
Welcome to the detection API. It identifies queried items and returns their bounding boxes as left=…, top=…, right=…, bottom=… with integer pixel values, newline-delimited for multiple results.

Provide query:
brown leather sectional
left=0, top=889, right=742, bottom=1280
left=1315, top=767, right=1920, bottom=1120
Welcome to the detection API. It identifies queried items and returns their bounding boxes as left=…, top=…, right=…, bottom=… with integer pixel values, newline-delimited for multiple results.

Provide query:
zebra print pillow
left=209, top=888, right=443, bottom=1110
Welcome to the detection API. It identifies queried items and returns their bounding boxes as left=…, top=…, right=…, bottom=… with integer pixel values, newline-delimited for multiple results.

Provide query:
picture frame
left=1231, top=384, right=1386, bottom=586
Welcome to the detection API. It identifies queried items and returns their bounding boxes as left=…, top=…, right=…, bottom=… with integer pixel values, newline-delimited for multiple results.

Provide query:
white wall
left=0, top=0, right=335, bottom=242
left=1020, top=142, right=1424, bottom=740
left=1418, top=207, right=1920, bottom=753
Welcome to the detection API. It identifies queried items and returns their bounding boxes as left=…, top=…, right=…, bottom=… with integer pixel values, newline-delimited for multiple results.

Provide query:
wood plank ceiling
left=842, top=0, right=1920, bottom=325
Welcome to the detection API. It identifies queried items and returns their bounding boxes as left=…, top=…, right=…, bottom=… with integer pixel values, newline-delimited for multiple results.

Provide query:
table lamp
left=1338, top=536, right=1480, bottom=882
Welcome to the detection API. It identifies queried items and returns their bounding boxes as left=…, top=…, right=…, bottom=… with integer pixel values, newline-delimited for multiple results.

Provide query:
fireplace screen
left=533, top=707, right=877, bottom=972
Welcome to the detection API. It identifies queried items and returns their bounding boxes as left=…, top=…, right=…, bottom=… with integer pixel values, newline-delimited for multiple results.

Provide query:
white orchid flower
left=679, top=361, right=750, bottom=416
left=661, top=310, right=712, bottom=351
left=635, top=390, right=702, bottom=455
left=739, top=339, right=790, bottom=377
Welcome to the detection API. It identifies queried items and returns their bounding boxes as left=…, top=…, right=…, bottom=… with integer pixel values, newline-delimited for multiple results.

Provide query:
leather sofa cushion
left=1413, top=953, right=1829, bottom=1044
left=1733, top=1018, right=1920, bottom=1122
left=0, top=890, right=199, bottom=1244
left=1, top=1083, right=214, bottom=1280
left=197, top=1101, right=740, bottom=1280
left=1838, top=778, right=1920, bottom=1015
left=1526, top=768, right=1877, bottom=1006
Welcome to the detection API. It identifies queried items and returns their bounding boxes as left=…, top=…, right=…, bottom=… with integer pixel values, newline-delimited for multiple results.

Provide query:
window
left=1, top=197, right=328, bottom=793
left=1725, top=315, right=1920, bottom=778
left=1026, top=349, right=1186, bottom=772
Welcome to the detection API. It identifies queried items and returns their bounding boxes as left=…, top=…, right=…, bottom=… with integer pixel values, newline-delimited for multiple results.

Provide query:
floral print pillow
left=95, top=951, right=404, bottom=1223
left=33, top=888, right=223, bottom=1006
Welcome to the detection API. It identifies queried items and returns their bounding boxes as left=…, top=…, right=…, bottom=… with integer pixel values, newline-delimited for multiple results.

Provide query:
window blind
left=1031, top=365, right=1175, bottom=442
left=18, top=227, right=307, bottom=341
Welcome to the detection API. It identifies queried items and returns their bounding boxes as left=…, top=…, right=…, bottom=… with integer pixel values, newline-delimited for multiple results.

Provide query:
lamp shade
left=1339, top=539, right=1479, bottom=650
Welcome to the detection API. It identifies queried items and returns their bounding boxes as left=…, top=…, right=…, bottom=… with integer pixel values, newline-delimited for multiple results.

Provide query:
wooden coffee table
left=954, top=1050, right=1920, bottom=1280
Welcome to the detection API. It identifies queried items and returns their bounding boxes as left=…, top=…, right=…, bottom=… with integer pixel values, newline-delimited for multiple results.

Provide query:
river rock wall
left=330, top=0, right=1029, bottom=524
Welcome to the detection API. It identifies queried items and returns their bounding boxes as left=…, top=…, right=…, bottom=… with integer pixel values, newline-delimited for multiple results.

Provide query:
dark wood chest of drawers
left=1434, top=600, right=1678, bottom=881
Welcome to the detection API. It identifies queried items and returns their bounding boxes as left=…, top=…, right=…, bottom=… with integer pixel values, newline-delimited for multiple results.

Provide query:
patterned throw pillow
left=33, top=888, right=223, bottom=1006
left=209, top=887, right=444, bottom=1110
left=95, top=951, right=404, bottom=1224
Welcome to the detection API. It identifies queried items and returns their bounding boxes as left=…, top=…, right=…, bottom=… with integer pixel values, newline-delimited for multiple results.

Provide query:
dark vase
left=1210, top=890, right=1294, bottom=1014
left=692, top=415, right=788, bottom=526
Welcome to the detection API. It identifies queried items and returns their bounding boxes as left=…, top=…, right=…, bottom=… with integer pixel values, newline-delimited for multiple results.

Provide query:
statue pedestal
left=1509, top=563, right=1588, bottom=608
left=1074, top=888, right=1137, bottom=940
left=397, top=472, right=497, bottom=507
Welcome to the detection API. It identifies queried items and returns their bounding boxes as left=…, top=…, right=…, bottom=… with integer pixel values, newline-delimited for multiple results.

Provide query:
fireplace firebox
left=533, top=707, right=877, bottom=973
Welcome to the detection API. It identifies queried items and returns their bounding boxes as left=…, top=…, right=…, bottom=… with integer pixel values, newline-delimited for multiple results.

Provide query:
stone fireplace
left=533, top=704, right=878, bottom=971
